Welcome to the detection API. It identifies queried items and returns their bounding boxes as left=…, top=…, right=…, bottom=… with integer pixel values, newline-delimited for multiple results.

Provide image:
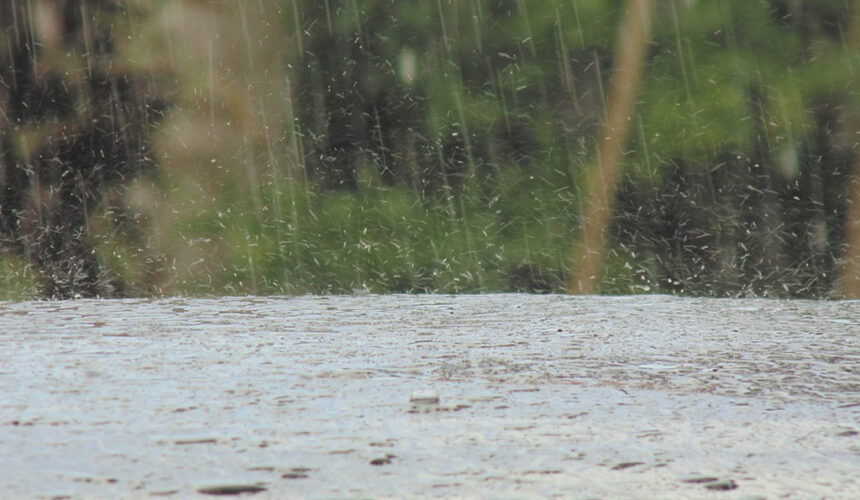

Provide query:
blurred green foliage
left=0, top=256, right=37, bottom=301
left=2, top=0, right=857, bottom=298
left=229, top=0, right=852, bottom=297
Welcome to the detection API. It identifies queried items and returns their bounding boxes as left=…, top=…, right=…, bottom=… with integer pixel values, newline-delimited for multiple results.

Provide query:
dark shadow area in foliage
left=613, top=98, right=853, bottom=298
left=506, top=263, right=565, bottom=293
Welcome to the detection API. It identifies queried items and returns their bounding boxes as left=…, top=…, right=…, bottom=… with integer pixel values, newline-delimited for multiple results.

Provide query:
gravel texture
left=1, top=294, right=858, bottom=498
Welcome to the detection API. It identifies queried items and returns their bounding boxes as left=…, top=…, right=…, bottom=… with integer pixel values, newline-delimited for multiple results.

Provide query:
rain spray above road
left=1, top=1, right=858, bottom=299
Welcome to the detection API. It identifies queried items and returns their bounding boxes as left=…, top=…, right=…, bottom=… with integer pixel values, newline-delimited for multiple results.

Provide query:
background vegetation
left=1, top=0, right=858, bottom=299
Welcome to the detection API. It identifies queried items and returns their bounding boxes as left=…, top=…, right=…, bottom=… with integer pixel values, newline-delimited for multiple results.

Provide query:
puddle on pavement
left=197, top=483, right=267, bottom=495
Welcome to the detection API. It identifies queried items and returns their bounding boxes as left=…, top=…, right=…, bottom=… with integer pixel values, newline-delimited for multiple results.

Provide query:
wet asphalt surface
left=1, top=294, right=858, bottom=498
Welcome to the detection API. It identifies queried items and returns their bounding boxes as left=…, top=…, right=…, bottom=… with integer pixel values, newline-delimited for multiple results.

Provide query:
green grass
left=0, top=256, right=37, bottom=301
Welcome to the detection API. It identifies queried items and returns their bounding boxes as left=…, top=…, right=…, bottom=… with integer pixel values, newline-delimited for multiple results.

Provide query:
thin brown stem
left=568, top=0, right=654, bottom=294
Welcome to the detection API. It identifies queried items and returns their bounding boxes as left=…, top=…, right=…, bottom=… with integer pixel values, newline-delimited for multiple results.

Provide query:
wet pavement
left=1, top=294, right=858, bottom=498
